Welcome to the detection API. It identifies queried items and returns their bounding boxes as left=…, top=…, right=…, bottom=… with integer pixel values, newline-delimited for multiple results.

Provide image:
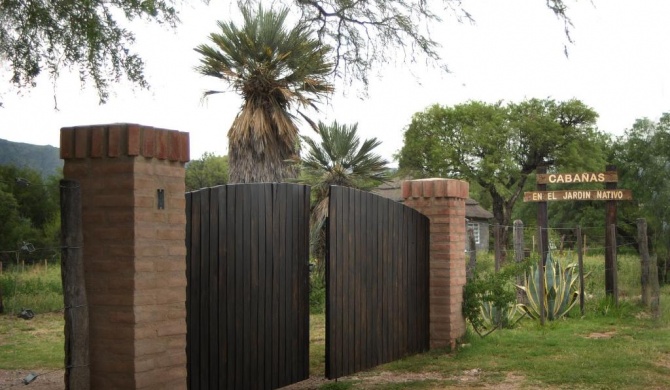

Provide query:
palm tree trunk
left=227, top=121, right=300, bottom=183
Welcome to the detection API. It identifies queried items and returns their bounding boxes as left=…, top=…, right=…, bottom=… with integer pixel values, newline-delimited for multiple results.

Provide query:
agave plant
left=517, top=252, right=582, bottom=321
left=479, top=299, right=520, bottom=331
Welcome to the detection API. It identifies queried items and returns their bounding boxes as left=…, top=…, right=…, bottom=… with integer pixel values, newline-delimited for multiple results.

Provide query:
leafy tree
left=397, top=98, right=601, bottom=249
left=0, top=166, right=61, bottom=253
left=185, top=152, right=229, bottom=191
left=0, top=189, right=31, bottom=253
left=0, top=0, right=181, bottom=105
left=269, top=0, right=575, bottom=89
left=511, top=130, right=610, bottom=248
left=613, top=114, right=670, bottom=280
left=195, top=5, right=334, bottom=183
left=2, top=0, right=574, bottom=106
left=298, top=121, right=390, bottom=275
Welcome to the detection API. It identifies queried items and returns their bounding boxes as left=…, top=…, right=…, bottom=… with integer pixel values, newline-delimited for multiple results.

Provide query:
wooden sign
left=524, top=189, right=633, bottom=202
left=536, top=172, right=618, bottom=184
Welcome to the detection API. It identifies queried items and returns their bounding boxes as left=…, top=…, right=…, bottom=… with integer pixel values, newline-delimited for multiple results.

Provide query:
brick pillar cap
left=401, top=178, right=469, bottom=199
left=60, top=123, right=189, bottom=162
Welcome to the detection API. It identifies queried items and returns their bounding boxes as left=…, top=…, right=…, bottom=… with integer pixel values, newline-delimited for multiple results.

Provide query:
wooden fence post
left=494, top=223, right=502, bottom=272
left=0, top=261, right=3, bottom=314
left=607, top=223, right=619, bottom=306
left=605, top=165, right=618, bottom=299
left=637, top=218, right=650, bottom=307
left=576, top=226, right=585, bottom=316
left=649, top=255, right=661, bottom=318
left=60, top=180, right=90, bottom=390
left=466, top=228, right=477, bottom=281
left=537, top=226, right=545, bottom=326
left=537, top=166, right=549, bottom=266
left=513, top=220, right=525, bottom=303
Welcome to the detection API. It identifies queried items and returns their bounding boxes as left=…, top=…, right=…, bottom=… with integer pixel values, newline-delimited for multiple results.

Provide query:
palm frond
left=194, top=4, right=334, bottom=183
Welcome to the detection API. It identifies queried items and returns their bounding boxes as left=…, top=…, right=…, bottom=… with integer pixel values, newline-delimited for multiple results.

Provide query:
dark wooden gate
left=185, top=183, right=310, bottom=390
left=326, top=186, right=430, bottom=379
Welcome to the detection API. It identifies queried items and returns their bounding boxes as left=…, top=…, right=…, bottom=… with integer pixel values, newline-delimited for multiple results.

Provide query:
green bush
left=463, top=256, right=531, bottom=335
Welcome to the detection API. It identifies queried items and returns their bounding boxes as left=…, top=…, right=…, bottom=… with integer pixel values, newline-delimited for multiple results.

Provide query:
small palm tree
left=195, top=5, right=333, bottom=183
left=299, top=121, right=391, bottom=275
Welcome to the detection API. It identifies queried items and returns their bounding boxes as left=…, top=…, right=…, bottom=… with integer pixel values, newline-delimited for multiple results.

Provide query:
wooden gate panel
left=326, top=186, right=429, bottom=379
left=186, top=183, right=310, bottom=390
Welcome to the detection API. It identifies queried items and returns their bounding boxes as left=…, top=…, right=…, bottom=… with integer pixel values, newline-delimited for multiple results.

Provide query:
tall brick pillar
left=402, top=178, right=469, bottom=349
left=60, top=124, right=190, bottom=389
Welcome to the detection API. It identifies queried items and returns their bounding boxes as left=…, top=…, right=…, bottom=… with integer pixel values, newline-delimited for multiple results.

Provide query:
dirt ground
left=0, top=369, right=64, bottom=390
left=281, top=370, right=529, bottom=389
left=0, top=369, right=528, bottom=390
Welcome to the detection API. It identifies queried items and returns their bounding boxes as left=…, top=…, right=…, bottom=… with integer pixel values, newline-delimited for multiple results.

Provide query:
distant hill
left=0, top=138, right=62, bottom=177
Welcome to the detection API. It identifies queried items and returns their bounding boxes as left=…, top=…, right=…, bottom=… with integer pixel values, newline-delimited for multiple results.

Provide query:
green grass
left=339, top=253, right=670, bottom=389
left=0, top=311, right=64, bottom=369
left=0, top=261, right=65, bottom=370
left=370, top=300, right=670, bottom=389
left=3, top=256, right=670, bottom=389
left=1, top=261, right=63, bottom=314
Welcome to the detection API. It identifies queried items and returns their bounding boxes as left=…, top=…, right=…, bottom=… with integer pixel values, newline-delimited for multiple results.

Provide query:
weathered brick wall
left=402, top=178, right=468, bottom=349
left=61, top=124, right=189, bottom=389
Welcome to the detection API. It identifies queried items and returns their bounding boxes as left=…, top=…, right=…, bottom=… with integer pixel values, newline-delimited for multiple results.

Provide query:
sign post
left=524, top=167, right=631, bottom=303
left=537, top=166, right=548, bottom=325
left=605, top=165, right=618, bottom=300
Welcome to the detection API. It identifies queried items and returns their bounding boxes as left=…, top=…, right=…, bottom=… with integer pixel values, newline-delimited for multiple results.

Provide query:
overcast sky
left=1, top=0, right=669, bottom=165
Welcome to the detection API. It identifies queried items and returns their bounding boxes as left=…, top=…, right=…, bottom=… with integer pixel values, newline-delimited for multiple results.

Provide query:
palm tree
left=299, top=121, right=391, bottom=276
left=195, top=6, right=333, bottom=183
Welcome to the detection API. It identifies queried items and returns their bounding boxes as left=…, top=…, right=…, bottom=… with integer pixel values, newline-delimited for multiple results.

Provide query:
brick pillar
left=402, top=178, right=469, bottom=349
left=60, top=124, right=190, bottom=389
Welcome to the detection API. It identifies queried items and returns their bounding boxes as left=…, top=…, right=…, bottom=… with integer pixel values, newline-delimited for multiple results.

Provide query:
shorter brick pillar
left=402, top=178, right=469, bottom=349
left=60, top=124, right=189, bottom=389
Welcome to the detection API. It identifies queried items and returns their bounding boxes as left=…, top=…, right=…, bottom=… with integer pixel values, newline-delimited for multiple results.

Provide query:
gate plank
left=185, top=193, right=196, bottom=390
left=255, top=185, right=267, bottom=389
left=246, top=185, right=256, bottom=387
left=298, top=185, right=309, bottom=379
left=234, top=185, right=246, bottom=387
left=216, top=186, right=227, bottom=388
left=208, top=188, right=219, bottom=390
left=263, top=184, right=273, bottom=388
left=226, top=187, right=237, bottom=389
left=353, top=188, right=362, bottom=374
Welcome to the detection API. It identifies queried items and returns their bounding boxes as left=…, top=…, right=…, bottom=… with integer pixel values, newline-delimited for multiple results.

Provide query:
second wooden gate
left=326, top=186, right=430, bottom=379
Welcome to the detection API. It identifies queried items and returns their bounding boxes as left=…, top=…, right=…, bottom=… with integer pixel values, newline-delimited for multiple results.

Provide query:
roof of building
left=372, top=179, right=494, bottom=220
left=465, top=198, right=494, bottom=220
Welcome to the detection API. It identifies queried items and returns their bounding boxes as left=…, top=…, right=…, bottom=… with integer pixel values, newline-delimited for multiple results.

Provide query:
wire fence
left=0, top=246, right=64, bottom=316
left=466, top=220, right=664, bottom=317
left=465, top=222, right=642, bottom=256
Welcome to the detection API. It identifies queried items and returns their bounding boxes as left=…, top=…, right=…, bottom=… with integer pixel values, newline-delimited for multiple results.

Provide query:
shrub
left=463, top=258, right=530, bottom=336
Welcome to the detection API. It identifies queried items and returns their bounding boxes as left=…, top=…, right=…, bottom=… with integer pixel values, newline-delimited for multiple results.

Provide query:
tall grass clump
left=0, top=261, right=63, bottom=314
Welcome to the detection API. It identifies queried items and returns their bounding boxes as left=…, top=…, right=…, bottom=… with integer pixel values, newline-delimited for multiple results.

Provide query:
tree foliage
left=263, top=0, right=576, bottom=89
left=613, top=114, right=670, bottom=278
left=2, top=0, right=575, bottom=104
left=0, top=166, right=61, bottom=256
left=397, top=98, right=602, bottom=247
left=297, top=120, right=390, bottom=275
left=0, top=0, right=181, bottom=104
left=195, top=5, right=333, bottom=183
left=185, top=152, right=229, bottom=191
